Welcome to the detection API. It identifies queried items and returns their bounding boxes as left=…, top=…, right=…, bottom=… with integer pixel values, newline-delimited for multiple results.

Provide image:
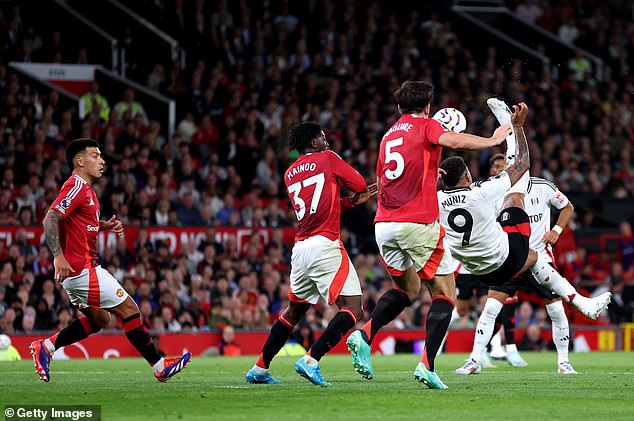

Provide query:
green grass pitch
left=1, top=352, right=632, bottom=420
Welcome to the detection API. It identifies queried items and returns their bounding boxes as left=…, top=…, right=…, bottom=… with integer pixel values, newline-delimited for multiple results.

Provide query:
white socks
left=303, top=355, right=319, bottom=366
left=546, top=301, right=570, bottom=364
left=530, top=253, right=589, bottom=308
left=44, top=338, right=56, bottom=353
left=487, top=98, right=515, bottom=165
left=152, top=358, right=166, bottom=374
left=471, top=299, right=503, bottom=362
left=251, top=365, right=268, bottom=374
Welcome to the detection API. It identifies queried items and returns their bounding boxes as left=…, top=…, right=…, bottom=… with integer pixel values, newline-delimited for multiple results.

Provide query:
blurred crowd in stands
left=0, top=0, right=632, bottom=341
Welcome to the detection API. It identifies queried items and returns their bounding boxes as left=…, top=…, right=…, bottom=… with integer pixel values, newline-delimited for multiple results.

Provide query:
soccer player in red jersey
left=346, top=80, right=513, bottom=389
left=30, top=138, right=191, bottom=382
left=246, top=122, right=377, bottom=386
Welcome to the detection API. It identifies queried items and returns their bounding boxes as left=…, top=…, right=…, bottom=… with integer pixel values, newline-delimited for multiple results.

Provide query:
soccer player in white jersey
left=245, top=122, right=377, bottom=386
left=437, top=102, right=611, bottom=360
left=456, top=152, right=579, bottom=375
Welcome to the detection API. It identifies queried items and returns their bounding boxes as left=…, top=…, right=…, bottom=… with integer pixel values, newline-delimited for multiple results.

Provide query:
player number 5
left=385, top=138, right=404, bottom=180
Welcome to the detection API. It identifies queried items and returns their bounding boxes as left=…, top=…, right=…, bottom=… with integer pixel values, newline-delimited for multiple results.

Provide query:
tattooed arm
left=43, top=209, right=74, bottom=281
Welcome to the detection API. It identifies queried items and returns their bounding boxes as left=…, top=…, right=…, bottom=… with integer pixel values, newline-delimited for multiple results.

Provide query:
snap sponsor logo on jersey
left=86, top=224, right=99, bottom=232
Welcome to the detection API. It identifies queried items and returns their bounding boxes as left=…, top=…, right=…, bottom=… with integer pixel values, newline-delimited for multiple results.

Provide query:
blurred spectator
left=176, top=191, right=205, bottom=226
left=519, top=325, right=549, bottom=352
left=113, top=87, right=149, bottom=126
left=617, top=221, right=634, bottom=272
left=607, top=273, right=633, bottom=324
left=79, top=81, right=110, bottom=122
left=218, top=325, right=242, bottom=356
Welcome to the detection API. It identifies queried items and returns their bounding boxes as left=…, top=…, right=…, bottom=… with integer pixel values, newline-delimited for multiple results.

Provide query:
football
left=0, top=334, right=11, bottom=350
left=432, top=107, right=467, bottom=133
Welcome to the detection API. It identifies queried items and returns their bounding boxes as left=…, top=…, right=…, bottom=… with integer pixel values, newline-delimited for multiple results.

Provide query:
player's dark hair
left=65, top=138, right=100, bottom=169
left=439, top=156, right=468, bottom=189
left=393, top=80, right=434, bottom=114
left=488, top=153, right=505, bottom=167
left=288, top=122, right=322, bottom=153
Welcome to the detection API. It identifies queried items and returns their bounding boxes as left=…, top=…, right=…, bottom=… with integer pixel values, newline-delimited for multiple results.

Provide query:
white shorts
left=62, top=266, right=129, bottom=310
left=375, top=220, right=453, bottom=279
left=289, top=235, right=361, bottom=305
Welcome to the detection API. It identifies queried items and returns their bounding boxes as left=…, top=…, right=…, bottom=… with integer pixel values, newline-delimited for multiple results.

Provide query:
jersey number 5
left=448, top=208, right=473, bottom=246
left=288, top=173, right=325, bottom=221
left=384, top=138, right=404, bottom=179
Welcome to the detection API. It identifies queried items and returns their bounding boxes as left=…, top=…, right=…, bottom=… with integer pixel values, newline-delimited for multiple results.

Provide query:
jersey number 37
left=288, top=173, right=325, bottom=221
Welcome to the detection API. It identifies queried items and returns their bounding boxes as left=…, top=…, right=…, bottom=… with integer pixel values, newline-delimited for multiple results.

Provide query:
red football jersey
left=49, top=173, right=100, bottom=277
left=375, top=115, right=446, bottom=224
left=285, top=150, right=366, bottom=241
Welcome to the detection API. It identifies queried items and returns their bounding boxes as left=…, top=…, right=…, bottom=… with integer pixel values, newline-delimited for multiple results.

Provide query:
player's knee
left=351, top=306, right=364, bottom=321
left=93, top=312, right=111, bottom=329
left=481, top=303, right=501, bottom=319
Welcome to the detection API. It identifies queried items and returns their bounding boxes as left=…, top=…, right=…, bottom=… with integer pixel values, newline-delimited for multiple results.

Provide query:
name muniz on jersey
left=287, top=162, right=317, bottom=181
left=440, top=195, right=466, bottom=209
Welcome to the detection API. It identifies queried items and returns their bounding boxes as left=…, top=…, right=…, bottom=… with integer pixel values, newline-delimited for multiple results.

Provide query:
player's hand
left=53, top=254, right=74, bottom=283
left=350, top=183, right=379, bottom=206
left=543, top=230, right=560, bottom=246
left=511, top=102, right=529, bottom=126
left=101, top=215, right=124, bottom=236
left=491, top=122, right=512, bottom=145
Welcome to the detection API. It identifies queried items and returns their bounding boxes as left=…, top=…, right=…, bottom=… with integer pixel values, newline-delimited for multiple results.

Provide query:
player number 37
left=288, top=173, right=325, bottom=221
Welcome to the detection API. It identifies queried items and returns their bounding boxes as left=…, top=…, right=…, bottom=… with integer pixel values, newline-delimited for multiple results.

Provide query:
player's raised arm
left=438, top=123, right=511, bottom=151
left=43, top=209, right=74, bottom=282
left=504, top=102, right=530, bottom=186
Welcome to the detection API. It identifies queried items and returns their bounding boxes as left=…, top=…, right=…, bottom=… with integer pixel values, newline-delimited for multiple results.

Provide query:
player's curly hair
left=65, top=138, right=100, bottom=169
left=439, top=156, right=468, bottom=189
left=393, top=80, right=434, bottom=114
left=288, top=122, right=322, bottom=153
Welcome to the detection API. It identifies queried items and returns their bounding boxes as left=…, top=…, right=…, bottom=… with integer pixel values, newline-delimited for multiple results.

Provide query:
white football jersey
left=525, top=177, right=569, bottom=257
left=438, top=172, right=512, bottom=275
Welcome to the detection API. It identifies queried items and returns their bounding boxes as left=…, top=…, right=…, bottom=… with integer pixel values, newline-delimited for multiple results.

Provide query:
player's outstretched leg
left=530, top=255, right=612, bottom=320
